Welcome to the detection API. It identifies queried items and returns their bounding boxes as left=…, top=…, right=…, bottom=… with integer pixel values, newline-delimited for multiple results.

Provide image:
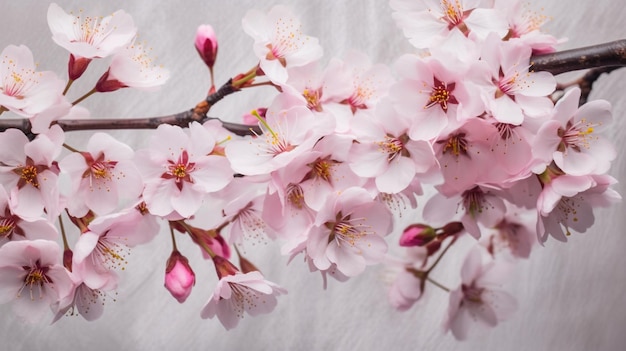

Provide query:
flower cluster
left=0, top=0, right=620, bottom=340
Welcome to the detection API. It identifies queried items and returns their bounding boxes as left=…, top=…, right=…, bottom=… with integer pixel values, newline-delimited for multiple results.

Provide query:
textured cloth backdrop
left=1, top=1, right=625, bottom=350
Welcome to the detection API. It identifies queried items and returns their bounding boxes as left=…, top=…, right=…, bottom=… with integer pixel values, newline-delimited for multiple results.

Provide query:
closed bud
left=164, top=250, right=195, bottom=303
left=195, top=24, right=218, bottom=69
left=399, top=224, right=436, bottom=247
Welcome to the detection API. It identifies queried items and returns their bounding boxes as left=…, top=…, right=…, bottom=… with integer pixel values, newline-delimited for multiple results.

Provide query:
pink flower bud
left=164, top=250, right=195, bottom=303
left=195, top=24, right=218, bottom=69
left=399, top=224, right=436, bottom=247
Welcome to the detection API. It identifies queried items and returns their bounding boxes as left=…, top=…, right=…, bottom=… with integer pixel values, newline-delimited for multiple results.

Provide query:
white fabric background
left=1, top=1, right=625, bottom=350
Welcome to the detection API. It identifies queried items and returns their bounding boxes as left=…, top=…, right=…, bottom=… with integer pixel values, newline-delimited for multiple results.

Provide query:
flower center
left=462, top=284, right=484, bottom=303
left=0, top=217, right=16, bottom=238
left=328, top=215, right=371, bottom=247
left=424, top=78, right=457, bottom=112
left=19, top=165, right=40, bottom=188
left=558, top=118, right=599, bottom=153
left=303, top=88, right=323, bottom=112
left=163, top=150, right=196, bottom=191
left=18, top=261, right=51, bottom=300
left=440, top=133, right=469, bottom=157
left=286, top=183, right=305, bottom=209
left=377, top=135, right=406, bottom=162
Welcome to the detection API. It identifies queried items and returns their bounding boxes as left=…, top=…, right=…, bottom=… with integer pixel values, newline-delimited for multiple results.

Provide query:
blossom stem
left=58, top=215, right=70, bottom=250
left=62, top=143, right=80, bottom=153
left=0, top=106, right=7, bottom=116
left=177, top=220, right=217, bottom=258
left=426, top=235, right=458, bottom=274
left=426, top=276, right=450, bottom=292
left=63, top=79, right=74, bottom=96
left=71, top=88, right=97, bottom=106
left=232, top=67, right=257, bottom=88
left=169, top=224, right=179, bottom=252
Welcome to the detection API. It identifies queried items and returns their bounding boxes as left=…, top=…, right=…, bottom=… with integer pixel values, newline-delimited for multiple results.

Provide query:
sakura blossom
left=0, top=239, right=73, bottom=323
left=535, top=87, right=615, bottom=176
left=0, top=45, right=65, bottom=117
left=96, top=39, right=170, bottom=92
left=305, top=187, right=393, bottom=277
left=0, top=125, right=64, bottom=218
left=164, top=250, right=195, bottom=303
left=136, top=122, right=233, bottom=218
left=242, top=5, right=323, bottom=84
left=443, top=248, right=517, bottom=340
left=195, top=24, right=218, bottom=70
left=59, top=132, right=143, bottom=217
left=200, top=270, right=286, bottom=330
left=390, top=0, right=509, bottom=49
left=47, top=3, right=136, bottom=59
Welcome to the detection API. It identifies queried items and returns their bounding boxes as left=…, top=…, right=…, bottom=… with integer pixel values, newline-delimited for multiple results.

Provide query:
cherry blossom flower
left=484, top=214, right=535, bottom=259
left=201, top=268, right=286, bottom=330
left=387, top=246, right=428, bottom=311
left=0, top=45, right=65, bottom=117
left=536, top=173, right=620, bottom=243
left=137, top=122, right=233, bottom=218
left=478, top=35, right=556, bottom=124
left=424, top=185, right=507, bottom=239
left=443, top=248, right=517, bottom=340
left=72, top=204, right=159, bottom=284
left=225, top=104, right=333, bottom=176
left=390, top=0, right=508, bottom=49
left=349, top=101, right=436, bottom=194
left=535, top=87, right=615, bottom=176
left=306, top=187, right=393, bottom=277
left=52, top=258, right=117, bottom=323
left=0, top=239, right=73, bottom=323
left=47, top=4, right=136, bottom=59
left=60, top=132, right=143, bottom=217
left=495, top=0, right=560, bottom=53
left=392, top=54, right=484, bottom=141
left=0, top=186, right=58, bottom=245
left=96, top=39, right=170, bottom=92
left=242, top=5, right=323, bottom=84
left=0, top=125, right=64, bottom=218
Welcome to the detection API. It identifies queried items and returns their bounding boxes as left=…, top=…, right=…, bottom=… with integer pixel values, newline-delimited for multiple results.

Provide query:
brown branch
left=0, top=78, right=261, bottom=137
left=531, top=39, right=626, bottom=75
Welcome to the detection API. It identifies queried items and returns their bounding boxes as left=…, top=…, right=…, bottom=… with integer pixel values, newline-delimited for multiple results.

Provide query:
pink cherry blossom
left=60, top=132, right=143, bottom=217
left=52, top=258, right=117, bottom=323
left=242, top=5, right=323, bottom=84
left=390, top=0, right=508, bottom=49
left=443, top=247, right=517, bottom=340
left=484, top=214, right=535, bottom=259
left=200, top=270, right=286, bottom=330
left=96, top=39, right=170, bottom=92
left=225, top=104, right=333, bottom=176
left=494, top=0, right=560, bottom=53
left=535, top=87, right=615, bottom=176
left=0, top=186, right=58, bottom=245
left=536, top=173, right=620, bottom=243
left=72, top=204, right=159, bottom=284
left=0, top=45, right=65, bottom=117
left=0, top=239, right=73, bottom=323
left=306, top=187, right=393, bottom=277
left=478, top=35, right=556, bottom=124
left=137, top=122, right=233, bottom=218
left=392, top=54, right=484, bottom=141
left=0, top=126, right=64, bottom=218
left=47, top=3, right=136, bottom=59
left=349, top=101, right=436, bottom=194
